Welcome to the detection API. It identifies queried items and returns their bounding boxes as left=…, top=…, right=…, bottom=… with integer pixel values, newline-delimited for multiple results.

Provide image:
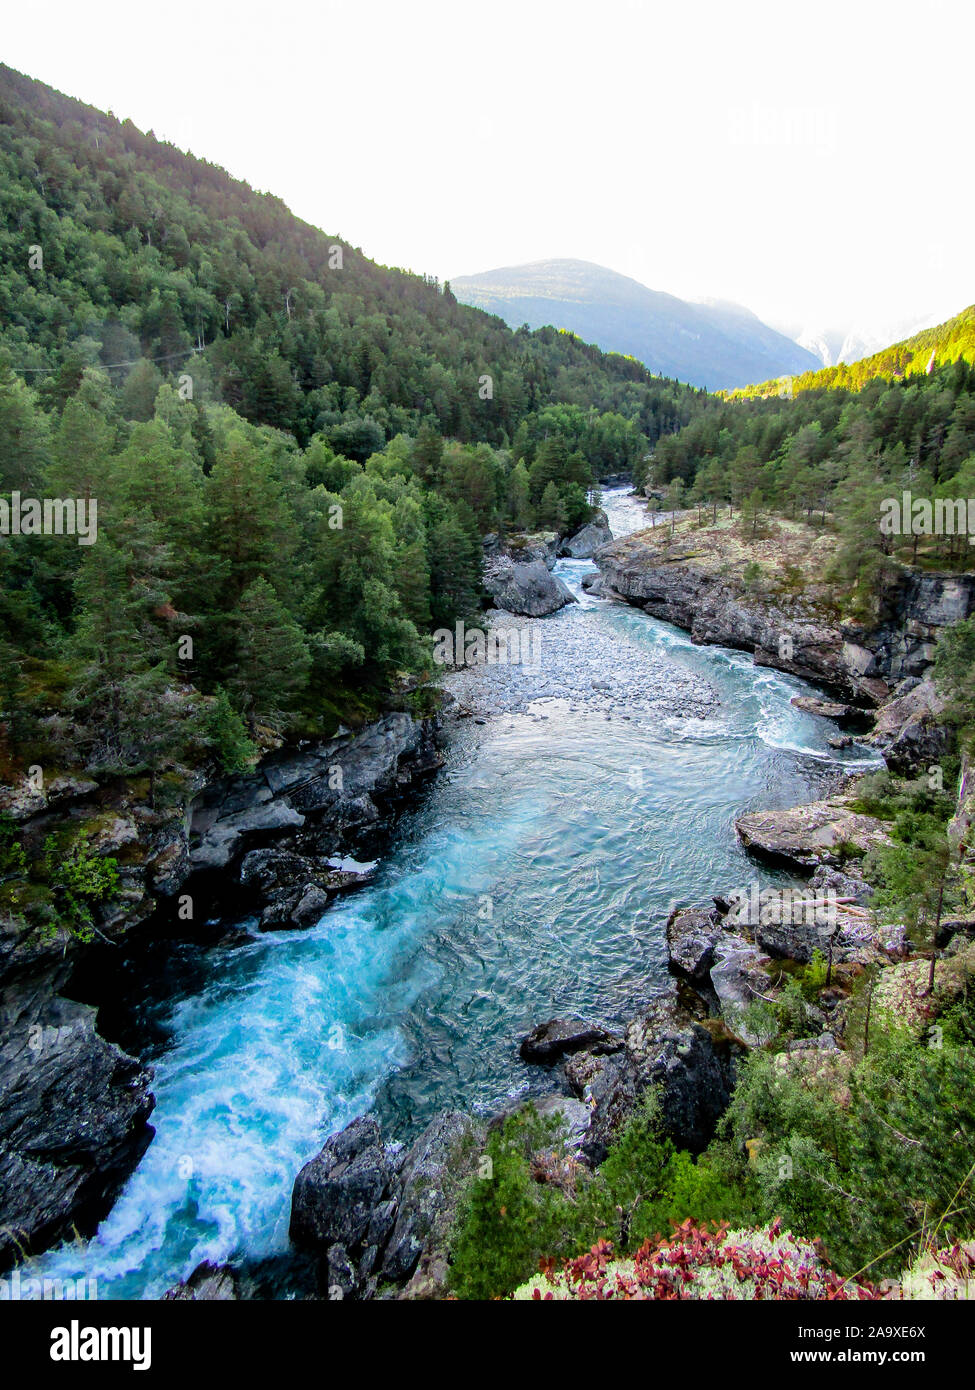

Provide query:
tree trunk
left=864, top=977, right=873, bottom=1056
left=926, top=877, right=946, bottom=996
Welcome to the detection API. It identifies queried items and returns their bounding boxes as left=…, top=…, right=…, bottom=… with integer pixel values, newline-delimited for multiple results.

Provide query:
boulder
left=735, top=794, right=891, bottom=871
left=238, top=848, right=312, bottom=894
left=754, top=915, right=834, bottom=965
left=326, top=1244, right=358, bottom=1300
left=519, top=1017, right=618, bottom=1064
left=0, top=775, right=99, bottom=823
left=289, top=1108, right=483, bottom=1299
left=164, top=1261, right=239, bottom=1300
left=566, top=993, right=743, bottom=1161
left=809, top=862, right=873, bottom=907
left=191, top=799, right=305, bottom=872
left=708, top=931, right=773, bottom=1028
left=259, top=883, right=331, bottom=932
left=496, top=531, right=560, bottom=570
left=289, top=1116, right=394, bottom=1252
left=666, top=905, right=721, bottom=983
left=381, top=1110, right=478, bottom=1283
left=790, top=696, right=871, bottom=730
left=483, top=557, right=577, bottom=617
left=866, top=678, right=949, bottom=775
left=557, top=513, right=613, bottom=559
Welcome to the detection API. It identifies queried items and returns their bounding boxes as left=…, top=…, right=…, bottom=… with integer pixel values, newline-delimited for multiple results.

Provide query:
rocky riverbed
left=442, top=603, right=719, bottom=721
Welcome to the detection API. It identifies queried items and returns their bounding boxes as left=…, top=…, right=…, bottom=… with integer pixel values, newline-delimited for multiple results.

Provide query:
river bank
left=12, top=488, right=902, bottom=1300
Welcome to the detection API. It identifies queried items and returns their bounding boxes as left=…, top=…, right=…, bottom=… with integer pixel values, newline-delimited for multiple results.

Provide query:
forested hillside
left=723, top=306, right=975, bottom=400
left=644, top=308, right=975, bottom=613
left=0, top=66, right=709, bottom=783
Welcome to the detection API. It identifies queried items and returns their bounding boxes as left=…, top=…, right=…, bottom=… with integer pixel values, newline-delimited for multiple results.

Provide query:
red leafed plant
left=521, top=1219, right=880, bottom=1300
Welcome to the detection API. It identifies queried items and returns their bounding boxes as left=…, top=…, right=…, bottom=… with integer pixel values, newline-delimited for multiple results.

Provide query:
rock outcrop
left=557, top=511, right=613, bottom=559
left=735, top=792, right=892, bottom=872
left=559, top=991, right=744, bottom=1161
left=289, top=1109, right=482, bottom=1299
left=0, top=978, right=155, bottom=1271
left=594, top=529, right=975, bottom=714
left=482, top=556, right=577, bottom=617
left=190, top=713, right=440, bottom=877
left=163, top=1261, right=240, bottom=1300
left=519, top=1017, right=618, bottom=1063
left=790, top=696, right=872, bottom=730
left=483, top=531, right=559, bottom=571
left=0, top=707, right=443, bottom=1273
left=666, top=906, right=722, bottom=983
left=864, top=677, right=949, bottom=774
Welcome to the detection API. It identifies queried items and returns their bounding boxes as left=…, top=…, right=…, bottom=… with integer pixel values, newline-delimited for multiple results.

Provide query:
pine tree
left=227, top=577, right=311, bottom=729
left=506, top=460, right=533, bottom=531
left=537, top=480, right=567, bottom=531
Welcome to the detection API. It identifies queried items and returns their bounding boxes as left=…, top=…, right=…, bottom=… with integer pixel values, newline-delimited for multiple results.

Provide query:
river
left=26, top=488, right=882, bottom=1299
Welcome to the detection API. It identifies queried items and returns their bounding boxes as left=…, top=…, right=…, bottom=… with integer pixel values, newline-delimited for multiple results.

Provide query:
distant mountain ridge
left=722, top=304, right=975, bottom=400
left=451, top=259, right=821, bottom=391
left=781, top=311, right=949, bottom=369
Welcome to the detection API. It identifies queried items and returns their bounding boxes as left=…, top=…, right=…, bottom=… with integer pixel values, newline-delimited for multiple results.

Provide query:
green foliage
left=0, top=64, right=721, bottom=781
left=449, top=1094, right=757, bottom=1300
left=447, top=1106, right=576, bottom=1300
left=934, top=616, right=975, bottom=745
left=201, top=687, right=257, bottom=773
left=803, top=949, right=828, bottom=995
left=646, top=310, right=975, bottom=586
left=724, top=1015, right=975, bottom=1277
left=41, top=829, right=119, bottom=941
left=0, top=811, right=26, bottom=877
left=575, top=1094, right=756, bottom=1247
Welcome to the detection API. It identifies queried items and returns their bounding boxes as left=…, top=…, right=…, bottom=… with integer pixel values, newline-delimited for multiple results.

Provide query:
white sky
left=4, top=0, right=972, bottom=338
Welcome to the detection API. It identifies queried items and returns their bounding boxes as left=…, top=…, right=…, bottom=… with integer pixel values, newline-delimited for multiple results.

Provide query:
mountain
left=451, top=259, right=821, bottom=391
left=722, top=304, right=975, bottom=400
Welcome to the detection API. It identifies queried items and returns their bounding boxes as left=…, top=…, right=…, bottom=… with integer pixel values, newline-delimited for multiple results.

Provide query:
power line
left=10, top=346, right=205, bottom=374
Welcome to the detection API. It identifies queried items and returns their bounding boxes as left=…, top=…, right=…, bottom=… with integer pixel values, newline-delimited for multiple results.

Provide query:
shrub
left=41, top=830, right=119, bottom=941
left=724, top=1018, right=975, bottom=1278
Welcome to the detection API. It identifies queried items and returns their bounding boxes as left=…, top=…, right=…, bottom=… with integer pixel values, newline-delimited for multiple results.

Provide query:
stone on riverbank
left=735, top=794, right=891, bottom=872
left=557, top=511, right=613, bottom=559
left=563, top=992, right=744, bottom=1161
left=666, top=906, right=722, bottom=983
left=482, top=556, right=577, bottom=617
left=289, top=1109, right=483, bottom=1299
left=519, top=1017, right=619, bottom=1064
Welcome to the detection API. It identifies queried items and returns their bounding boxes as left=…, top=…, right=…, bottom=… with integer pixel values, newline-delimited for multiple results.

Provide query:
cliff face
left=594, top=529, right=975, bottom=708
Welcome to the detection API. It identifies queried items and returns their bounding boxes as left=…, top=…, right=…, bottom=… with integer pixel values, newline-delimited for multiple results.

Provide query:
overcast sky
left=5, top=0, right=972, bottom=338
